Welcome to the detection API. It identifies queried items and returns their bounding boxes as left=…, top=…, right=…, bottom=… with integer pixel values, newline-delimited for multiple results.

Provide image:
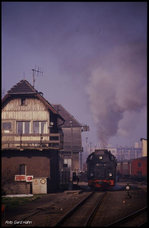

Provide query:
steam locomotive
left=86, top=149, right=117, bottom=189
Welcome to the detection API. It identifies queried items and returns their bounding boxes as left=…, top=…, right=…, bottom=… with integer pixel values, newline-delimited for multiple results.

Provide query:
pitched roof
left=2, top=80, right=64, bottom=120
left=53, top=104, right=82, bottom=127
left=7, top=80, right=37, bottom=94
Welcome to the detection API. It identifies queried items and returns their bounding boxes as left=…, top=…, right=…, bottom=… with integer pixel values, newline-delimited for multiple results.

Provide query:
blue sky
left=2, top=2, right=147, bottom=153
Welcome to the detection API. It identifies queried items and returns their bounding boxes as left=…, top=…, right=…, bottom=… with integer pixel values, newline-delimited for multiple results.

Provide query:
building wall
left=2, top=97, right=47, bottom=112
left=2, top=156, right=50, bottom=178
left=2, top=150, right=59, bottom=194
left=2, top=182, right=31, bottom=195
left=141, top=139, right=147, bottom=157
left=2, top=97, right=54, bottom=149
left=72, top=153, right=80, bottom=172
left=2, top=98, right=49, bottom=120
left=2, top=98, right=49, bottom=130
left=63, top=127, right=82, bottom=151
left=62, top=127, right=82, bottom=174
left=2, top=98, right=62, bottom=149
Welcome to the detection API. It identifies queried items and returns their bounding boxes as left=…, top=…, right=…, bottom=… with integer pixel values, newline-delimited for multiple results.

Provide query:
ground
left=1, top=181, right=147, bottom=227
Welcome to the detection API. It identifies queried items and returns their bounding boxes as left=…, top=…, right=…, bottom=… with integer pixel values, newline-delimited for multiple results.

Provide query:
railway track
left=3, top=188, right=146, bottom=227
left=106, top=206, right=147, bottom=227
left=8, top=191, right=98, bottom=227
left=55, top=191, right=107, bottom=227
left=55, top=190, right=147, bottom=227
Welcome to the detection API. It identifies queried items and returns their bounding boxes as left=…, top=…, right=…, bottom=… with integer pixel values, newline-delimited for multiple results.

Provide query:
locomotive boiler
left=86, top=149, right=117, bottom=189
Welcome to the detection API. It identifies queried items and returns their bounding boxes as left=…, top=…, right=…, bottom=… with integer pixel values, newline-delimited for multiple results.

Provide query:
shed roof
left=53, top=104, right=82, bottom=128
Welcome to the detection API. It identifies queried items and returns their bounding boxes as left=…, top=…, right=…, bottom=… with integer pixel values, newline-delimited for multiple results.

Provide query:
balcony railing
left=2, top=133, right=63, bottom=150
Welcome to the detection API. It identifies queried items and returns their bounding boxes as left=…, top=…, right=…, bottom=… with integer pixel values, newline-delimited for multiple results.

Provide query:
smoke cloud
left=86, top=41, right=147, bottom=148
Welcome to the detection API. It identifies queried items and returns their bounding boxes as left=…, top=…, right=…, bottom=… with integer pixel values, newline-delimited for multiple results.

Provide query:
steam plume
left=86, top=41, right=147, bottom=147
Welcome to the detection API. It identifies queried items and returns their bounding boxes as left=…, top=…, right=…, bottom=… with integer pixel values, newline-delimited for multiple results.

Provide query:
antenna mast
left=32, top=67, right=43, bottom=87
left=2, top=89, right=6, bottom=98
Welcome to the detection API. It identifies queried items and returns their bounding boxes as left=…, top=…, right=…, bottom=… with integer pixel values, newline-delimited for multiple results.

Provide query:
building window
left=41, top=121, right=46, bottom=133
left=138, top=162, right=141, bottom=167
left=19, top=164, right=26, bottom=175
left=33, top=121, right=39, bottom=133
left=17, top=121, right=30, bottom=134
left=33, top=121, right=46, bottom=134
left=2, top=122, right=12, bottom=133
left=21, top=98, right=26, bottom=106
left=64, top=158, right=72, bottom=168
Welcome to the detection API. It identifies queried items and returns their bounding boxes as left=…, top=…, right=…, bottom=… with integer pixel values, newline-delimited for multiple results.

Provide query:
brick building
left=2, top=80, right=64, bottom=194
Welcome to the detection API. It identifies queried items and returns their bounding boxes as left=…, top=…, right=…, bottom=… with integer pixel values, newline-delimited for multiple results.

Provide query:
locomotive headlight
left=90, top=173, right=94, bottom=177
left=125, top=184, right=130, bottom=191
left=109, top=173, right=112, bottom=177
left=99, top=156, right=103, bottom=160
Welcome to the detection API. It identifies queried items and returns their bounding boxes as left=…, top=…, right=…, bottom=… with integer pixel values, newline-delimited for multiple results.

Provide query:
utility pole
left=69, top=120, right=73, bottom=190
left=32, top=67, right=43, bottom=88
left=89, top=142, right=92, bottom=153
left=70, top=120, right=73, bottom=178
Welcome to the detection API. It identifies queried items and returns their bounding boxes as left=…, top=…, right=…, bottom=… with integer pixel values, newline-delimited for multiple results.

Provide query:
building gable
left=2, top=80, right=64, bottom=121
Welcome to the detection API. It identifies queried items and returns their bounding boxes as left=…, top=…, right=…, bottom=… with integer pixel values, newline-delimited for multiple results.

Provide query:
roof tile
left=53, top=104, right=82, bottom=127
left=7, top=80, right=37, bottom=94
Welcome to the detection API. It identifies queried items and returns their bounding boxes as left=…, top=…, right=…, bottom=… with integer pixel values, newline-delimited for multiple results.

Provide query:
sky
left=2, top=2, right=147, bottom=155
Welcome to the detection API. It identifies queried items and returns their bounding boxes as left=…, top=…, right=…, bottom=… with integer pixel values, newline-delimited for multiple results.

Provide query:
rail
left=55, top=191, right=94, bottom=226
left=86, top=192, right=107, bottom=226
left=55, top=191, right=107, bottom=227
left=106, top=206, right=147, bottom=227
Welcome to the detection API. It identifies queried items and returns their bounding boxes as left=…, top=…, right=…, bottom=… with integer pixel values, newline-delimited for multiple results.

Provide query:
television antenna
left=2, top=89, right=6, bottom=98
left=32, top=66, right=43, bottom=87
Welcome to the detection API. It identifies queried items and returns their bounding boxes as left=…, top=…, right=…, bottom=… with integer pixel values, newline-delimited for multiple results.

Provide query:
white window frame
left=33, top=121, right=47, bottom=134
left=2, top=121, right=12, bottom=133
left=16, top=121, right=30, bottom=134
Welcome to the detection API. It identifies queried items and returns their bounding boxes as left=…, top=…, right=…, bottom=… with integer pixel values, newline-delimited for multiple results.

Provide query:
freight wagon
left=117, top=157, right=147, bottom=181
left=117, top=161, right=131, bottom=179
left=131, top=157, right=147, bottom=180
